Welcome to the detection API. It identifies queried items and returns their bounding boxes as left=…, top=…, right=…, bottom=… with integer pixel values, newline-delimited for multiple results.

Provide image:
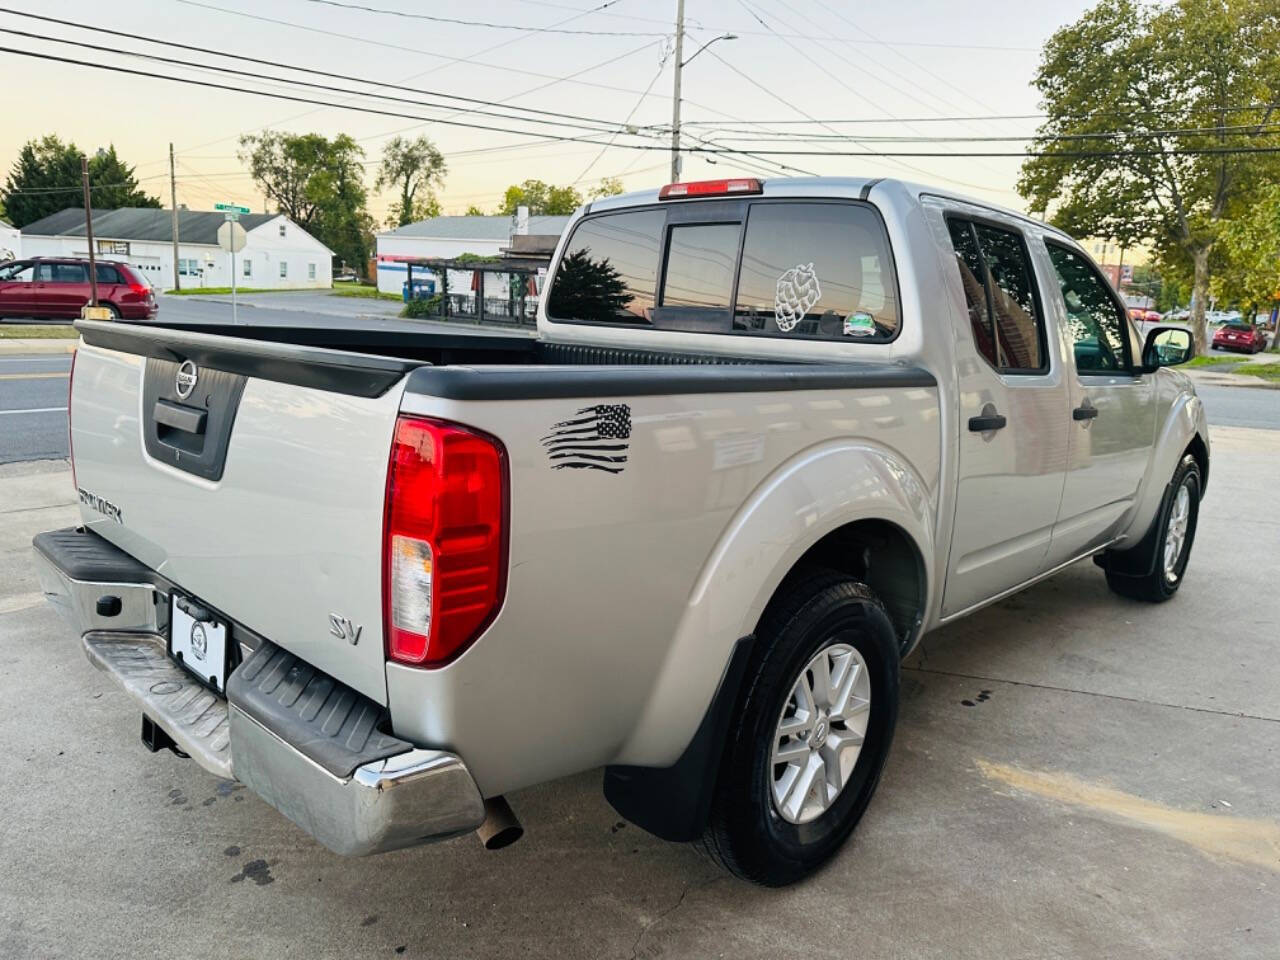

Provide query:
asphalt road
left=0, top=355, right=71, bottom=464
left=1, top=428, right=1277, bottom=958
left=1196, top=382, right=1280, bottom=429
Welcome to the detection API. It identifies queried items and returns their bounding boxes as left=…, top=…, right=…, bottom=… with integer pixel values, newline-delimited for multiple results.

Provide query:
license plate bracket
left=168, top=593, right=231, bottom=695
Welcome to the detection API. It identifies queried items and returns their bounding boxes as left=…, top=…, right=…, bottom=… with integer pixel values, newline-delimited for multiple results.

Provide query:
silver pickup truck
left=35, top=177, right=1208, bottom=886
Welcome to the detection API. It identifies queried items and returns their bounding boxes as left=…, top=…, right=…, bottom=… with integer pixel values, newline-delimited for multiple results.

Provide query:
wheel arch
left=603, top=440, right=934, bottom=841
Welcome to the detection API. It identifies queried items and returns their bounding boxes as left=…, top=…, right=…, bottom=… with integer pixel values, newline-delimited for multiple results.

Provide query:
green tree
left=240, top=131, right=374, bottom=277
left=1214, top=182, right=1280, bottom=338
left=463, top=204, right=486, bottom=216
left=545, top=248, right=629, bottom=321
left=500, top=179, right=582, bottom=216
left=1018, top=0, right=1280, bottom=354
left=589, top=176, right=625, bottom=200
left=1, top=136, right=159, bottom=227
left=375, top=135, right=447, bottom=227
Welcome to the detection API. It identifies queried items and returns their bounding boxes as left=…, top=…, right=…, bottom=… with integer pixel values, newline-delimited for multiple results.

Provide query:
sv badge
left=328, top=614, right=363, bottom=646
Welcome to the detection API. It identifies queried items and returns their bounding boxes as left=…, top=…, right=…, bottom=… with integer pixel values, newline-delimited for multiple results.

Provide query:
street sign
left=214, top=202, right=250, bottom=214
left=217, top=220, right=247, bottom=253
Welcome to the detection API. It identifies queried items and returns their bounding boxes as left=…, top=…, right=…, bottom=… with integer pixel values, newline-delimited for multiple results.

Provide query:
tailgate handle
left=154, top=399, right=207, bottom=435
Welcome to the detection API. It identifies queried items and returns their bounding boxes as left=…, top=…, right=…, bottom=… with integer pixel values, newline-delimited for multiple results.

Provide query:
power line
left=9, top=46, right=1278, bottom=163
left=574, top=48, right=671, bottom=185
left=1, top=11, right=800, bottom=184
left=169, top=0, right=683, bottom=101
left=167, top=0, right=654, bottom=160
left=290, top=0, right=664, bottom=37
left=735, top=0, right=1011, bottom=182
left=0, top=45, right=659, bottom=148
left=286, top=0, right=1038, bottom=51
left=697, top=123, right=1280, bottom=143
left=0, top=15, right=646, bottom=137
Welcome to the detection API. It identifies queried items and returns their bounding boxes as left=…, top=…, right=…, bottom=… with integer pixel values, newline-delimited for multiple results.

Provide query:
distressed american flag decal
left=541, top=403, right=632, bottom=474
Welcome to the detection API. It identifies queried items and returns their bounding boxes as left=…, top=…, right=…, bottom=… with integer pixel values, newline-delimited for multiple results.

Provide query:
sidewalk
left=1186, top=350, right=1280, bottom=389
left=0, top=338, right=77, bottom=355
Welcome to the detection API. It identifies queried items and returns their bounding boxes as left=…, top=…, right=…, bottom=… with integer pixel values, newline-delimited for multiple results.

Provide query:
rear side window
left=95, top=264, right=122, bottom=285
left=37, top=262, right=89, bottom=283
left=548, top=209, right=664, bottom=322
left=734, top=202, right=898, bottom=341
left=946, top=218, right=1046, bottom=373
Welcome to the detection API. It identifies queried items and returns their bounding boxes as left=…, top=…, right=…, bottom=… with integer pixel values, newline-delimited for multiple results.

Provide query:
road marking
left=0, top=372, right=69, bottom=380
left=977, top=759, right=1280, bottom=873
left=0, top=592, right=46, bottom=615
left=0, top=406, right=67, bottom=416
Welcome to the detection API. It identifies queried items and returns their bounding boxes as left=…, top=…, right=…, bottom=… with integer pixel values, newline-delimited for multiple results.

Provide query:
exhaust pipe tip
left=477, top=795, right=523, bottom=851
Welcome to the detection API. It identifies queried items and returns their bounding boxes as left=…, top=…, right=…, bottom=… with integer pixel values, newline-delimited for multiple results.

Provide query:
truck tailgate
left=69, top=336, right=408, bottom=704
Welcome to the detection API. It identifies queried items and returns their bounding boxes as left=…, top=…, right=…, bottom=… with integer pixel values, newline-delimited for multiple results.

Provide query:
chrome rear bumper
left=32, top=529, right=486, bottom=856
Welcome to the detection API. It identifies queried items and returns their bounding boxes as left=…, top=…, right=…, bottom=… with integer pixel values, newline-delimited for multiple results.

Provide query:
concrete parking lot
left=1, top=427, right=1277, bottom=959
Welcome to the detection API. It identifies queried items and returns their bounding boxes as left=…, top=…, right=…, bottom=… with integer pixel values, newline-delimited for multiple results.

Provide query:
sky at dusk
left=0, top=1, right=1101, bottom=224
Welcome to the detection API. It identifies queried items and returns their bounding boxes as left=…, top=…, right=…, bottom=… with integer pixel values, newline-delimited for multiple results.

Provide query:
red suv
left=0, top=257, right=157, bottom=321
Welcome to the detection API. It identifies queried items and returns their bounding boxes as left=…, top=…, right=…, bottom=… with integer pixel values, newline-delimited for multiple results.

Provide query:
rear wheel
left=700, top=572, right=899, bottom=886
left=1105, top=454, right=1200, bottom=602
left=104, top=303, right=121, bottom=320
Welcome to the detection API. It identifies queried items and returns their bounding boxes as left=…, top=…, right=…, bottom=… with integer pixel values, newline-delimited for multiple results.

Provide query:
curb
left=0, top=339, right=78, bottom=355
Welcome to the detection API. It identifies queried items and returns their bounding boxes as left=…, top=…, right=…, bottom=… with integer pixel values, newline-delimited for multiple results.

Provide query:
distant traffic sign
left=217, top=220, right=247, bottom=253
left=214, top=202, right=250, bottom=214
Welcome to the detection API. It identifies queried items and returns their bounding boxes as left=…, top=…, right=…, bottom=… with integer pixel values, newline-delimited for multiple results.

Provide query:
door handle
left=968, top=411, right=1007, bottom=432
left=1072, top=404, right=1099, bottom=421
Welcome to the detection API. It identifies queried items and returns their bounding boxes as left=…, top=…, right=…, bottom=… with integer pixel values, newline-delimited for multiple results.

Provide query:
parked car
left=34, top=177, right=1209, bottom=886
left=0, top=257, right=156, bottom=321
left=1212, top=322, right=1269, bottom=353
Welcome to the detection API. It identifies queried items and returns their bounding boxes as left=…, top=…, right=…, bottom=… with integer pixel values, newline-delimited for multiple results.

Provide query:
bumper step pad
left=84, top=632, right=232, bottom=780
left=227, top=640, right=410, bottom=779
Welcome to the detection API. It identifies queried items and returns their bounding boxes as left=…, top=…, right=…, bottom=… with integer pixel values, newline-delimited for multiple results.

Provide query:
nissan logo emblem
left=175, top=360, right=198, bottom=400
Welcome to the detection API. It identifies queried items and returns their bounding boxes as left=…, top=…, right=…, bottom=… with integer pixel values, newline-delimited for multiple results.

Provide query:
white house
left=0, top=218, right=19, bottom=261
left=375, top=213, right=569, bottom=297
left=21, top=207, right=333, bottom=291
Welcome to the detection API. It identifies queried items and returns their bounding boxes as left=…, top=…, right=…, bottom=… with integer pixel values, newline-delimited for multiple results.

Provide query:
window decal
left=542, top=404, right=632, bottom=474
left=774, top=262, right=821, bottom=332
left=843, top=311, right=876, bottom=337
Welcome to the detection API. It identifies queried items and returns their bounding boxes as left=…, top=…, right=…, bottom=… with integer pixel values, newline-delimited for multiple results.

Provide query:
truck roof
left=583, top=175, right=1075, bottom=245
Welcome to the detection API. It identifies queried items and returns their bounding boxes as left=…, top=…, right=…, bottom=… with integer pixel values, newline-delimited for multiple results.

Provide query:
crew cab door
left=1041, top=242, right=1157, bottom=565
left=0, top=260, right=36, bottom=316
left=35, top=261, right=91, bottom=318
left=938, top=213, right=1070, bottom=618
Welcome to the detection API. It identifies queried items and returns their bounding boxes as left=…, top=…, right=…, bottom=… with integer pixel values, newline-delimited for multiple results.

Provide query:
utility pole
left=670, top=0, right=685, bottom=182
left=169, top=143, right=181, bottom=292
left=81, top=156, right=98, bottom=307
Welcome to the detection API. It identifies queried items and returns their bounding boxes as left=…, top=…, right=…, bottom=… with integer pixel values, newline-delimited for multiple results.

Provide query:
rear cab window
left=547, top=198, right=900, bottom=342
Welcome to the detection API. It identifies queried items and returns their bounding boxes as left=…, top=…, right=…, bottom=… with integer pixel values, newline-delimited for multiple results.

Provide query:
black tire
left=104, top=303, right=121, bottom=320
left=700, top=571, right=900, bottom=886
left=1105, top=454, right=1200, bottom=602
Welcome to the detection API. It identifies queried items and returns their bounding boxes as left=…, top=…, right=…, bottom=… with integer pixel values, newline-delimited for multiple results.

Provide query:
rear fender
left=613, top=439, right=934, bottom=769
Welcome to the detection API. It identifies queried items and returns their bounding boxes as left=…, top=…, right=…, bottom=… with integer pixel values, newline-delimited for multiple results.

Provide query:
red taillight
left=67, top=348, right=77, bottom=492
left=129, top=282, right=150, bottom=298
left=383, top=416, right=508, bottom=667
left=658, top=177, right=763, bottom=200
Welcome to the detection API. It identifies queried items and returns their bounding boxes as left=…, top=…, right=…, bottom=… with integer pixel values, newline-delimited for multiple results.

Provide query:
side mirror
left=1142, top=326, right=1194, bottom=370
